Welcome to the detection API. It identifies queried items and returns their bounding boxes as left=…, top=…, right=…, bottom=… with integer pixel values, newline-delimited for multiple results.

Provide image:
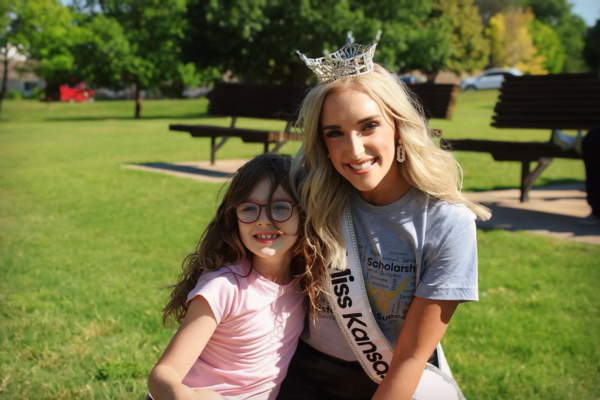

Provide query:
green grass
left=1, top=93, right=598, bottom=399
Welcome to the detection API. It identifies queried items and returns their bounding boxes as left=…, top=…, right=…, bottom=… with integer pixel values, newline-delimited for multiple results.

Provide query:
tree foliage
left=523, top=0, right=588, bottom=72
left=183, top=0, right=458, bottom=84
left=1, top=0, right=17, bottom=119
left=432, top=0, right=489, bottom=75
left=529, top=19, right=564, bottom=74
left=583, top=20, right=600, bottom=72
left=95, top=0, right=197, bottom=117
left=12, top=0, right=83, bottom=95
left=486, top=8, right=546, bottom=74
left=474, top=0, right=522, bottom=23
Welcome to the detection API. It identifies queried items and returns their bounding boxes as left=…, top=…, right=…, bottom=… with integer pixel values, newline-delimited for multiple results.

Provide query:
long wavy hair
left=291, top=64, right=491, bottom=272
left=163, top=154, right=326, bottom=325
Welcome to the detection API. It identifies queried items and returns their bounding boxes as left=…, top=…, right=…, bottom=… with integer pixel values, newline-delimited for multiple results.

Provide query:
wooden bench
left=170, top=83, right=307, bottom=164
left=442, top=72, right=600, bottom=202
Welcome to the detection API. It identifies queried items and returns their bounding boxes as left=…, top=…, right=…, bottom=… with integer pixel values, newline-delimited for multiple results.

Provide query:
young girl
left=278, top=35, right=491, bottom=399
left=148, top=154, right=325, bottom=400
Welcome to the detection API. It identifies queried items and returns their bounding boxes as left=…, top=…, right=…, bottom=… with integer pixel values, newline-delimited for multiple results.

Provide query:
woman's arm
left=372, top=296, right=459, bottom=400
left=148, top=296, right=224, bottom=400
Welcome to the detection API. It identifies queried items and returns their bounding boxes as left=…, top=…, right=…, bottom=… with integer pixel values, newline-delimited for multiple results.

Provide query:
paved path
left=465, top=184, right=599, bottom=245
left=124, top=161, right=599, bottom=245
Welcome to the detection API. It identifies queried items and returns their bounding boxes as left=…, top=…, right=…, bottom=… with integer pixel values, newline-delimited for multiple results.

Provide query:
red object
left=60, top=83, right=95, bottom=102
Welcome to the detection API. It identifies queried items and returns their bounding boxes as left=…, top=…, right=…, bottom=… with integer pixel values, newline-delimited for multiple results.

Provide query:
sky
left=570, top=0, right=600, bottom=26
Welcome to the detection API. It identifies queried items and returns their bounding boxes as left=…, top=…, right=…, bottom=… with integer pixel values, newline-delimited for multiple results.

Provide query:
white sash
left=324, top=208, right=466, bottom=400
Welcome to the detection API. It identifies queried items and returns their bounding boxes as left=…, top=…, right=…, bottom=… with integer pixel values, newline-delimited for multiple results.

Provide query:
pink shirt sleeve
left=185, top=267, right=239, bottom=325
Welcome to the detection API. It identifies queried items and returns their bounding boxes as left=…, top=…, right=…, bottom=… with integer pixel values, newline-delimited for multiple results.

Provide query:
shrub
left=5, top=89, right=23, bottom=100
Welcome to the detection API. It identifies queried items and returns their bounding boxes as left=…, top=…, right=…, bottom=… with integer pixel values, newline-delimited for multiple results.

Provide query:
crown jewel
left=296, top=30, right=382, bottom=83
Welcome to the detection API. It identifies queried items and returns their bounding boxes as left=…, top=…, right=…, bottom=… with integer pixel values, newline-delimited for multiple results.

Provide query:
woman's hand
left=372, top=297, right=459, bottom=400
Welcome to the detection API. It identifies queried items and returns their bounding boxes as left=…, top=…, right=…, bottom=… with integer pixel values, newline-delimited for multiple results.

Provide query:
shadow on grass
left=44, top=113, right=213, bottom=122
left=476, top=206, right=598, bottom=244
left=126, top=162, right=234, bottom=179
left=468, top=178, right=584, bottom=193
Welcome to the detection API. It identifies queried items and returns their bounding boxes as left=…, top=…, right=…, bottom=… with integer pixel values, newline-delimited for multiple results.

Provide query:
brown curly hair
left=163, top=153, right=326, bottom=326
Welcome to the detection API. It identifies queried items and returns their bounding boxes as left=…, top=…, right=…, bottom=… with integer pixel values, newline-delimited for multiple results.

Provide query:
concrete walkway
left=465, top=184, right=599, bottom=246
left=124, top=161, right=599, bottom=246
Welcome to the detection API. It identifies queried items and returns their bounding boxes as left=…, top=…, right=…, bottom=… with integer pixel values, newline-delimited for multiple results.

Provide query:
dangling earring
left=396, top=139, right=406, bottom=163
left=327, top=154, right=331, bottom=159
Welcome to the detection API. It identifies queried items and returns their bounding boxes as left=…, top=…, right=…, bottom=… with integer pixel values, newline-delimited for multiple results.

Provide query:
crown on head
left=296, top=30, right=382, bottom=84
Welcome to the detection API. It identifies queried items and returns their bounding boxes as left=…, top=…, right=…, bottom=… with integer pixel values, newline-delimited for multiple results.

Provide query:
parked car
left=399, top=75, right=417, bottom=85
left=460, top=68, right=523, bottom=91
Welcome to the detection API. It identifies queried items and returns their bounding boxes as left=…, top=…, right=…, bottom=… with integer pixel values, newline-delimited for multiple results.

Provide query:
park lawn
left=0, top=93, right=598, bottom=399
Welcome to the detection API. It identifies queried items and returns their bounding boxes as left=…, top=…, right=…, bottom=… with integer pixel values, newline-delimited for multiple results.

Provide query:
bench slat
left=443, top=72, right=596, bottom=202
left=443, top=139, right=581, bottom=161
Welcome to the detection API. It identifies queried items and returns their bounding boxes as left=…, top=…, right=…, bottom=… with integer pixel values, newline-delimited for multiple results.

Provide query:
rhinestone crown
left=296, top=31, right=382, bottom=84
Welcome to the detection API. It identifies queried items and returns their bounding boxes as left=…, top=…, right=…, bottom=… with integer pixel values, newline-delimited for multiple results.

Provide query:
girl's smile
left=238, top=178, right=299, bottom=280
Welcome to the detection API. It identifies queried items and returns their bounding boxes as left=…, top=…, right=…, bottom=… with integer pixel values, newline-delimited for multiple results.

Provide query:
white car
left=460, top=68, right=523, bottom=91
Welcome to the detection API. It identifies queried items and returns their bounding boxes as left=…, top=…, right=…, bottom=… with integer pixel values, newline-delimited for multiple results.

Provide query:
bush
left=29, top=87, right=46, bottom=101
left=5, top=89, right=23, bottom=100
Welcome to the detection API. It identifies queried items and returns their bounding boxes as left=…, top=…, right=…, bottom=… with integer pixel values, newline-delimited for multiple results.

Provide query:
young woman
left=278, top=53, right=490, bottom=399
left=148, top=154, right=325, bottom=400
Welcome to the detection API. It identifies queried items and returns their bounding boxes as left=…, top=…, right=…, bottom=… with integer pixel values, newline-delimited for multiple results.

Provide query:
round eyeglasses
left=233, top=201, right=297, bottom=224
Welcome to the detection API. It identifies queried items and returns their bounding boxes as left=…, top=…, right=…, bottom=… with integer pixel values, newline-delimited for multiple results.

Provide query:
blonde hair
left=291, top=64, right=490, bottom=271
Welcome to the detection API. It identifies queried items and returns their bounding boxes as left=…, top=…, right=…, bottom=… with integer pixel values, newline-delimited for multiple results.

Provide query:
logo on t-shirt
left=366, top=276, right=411, bottom=313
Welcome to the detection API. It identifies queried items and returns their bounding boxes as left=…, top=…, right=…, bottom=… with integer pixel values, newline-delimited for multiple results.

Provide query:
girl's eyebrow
left=242, top=197, right=293, bottom=203
left=322, top=115, right=381, bottom=131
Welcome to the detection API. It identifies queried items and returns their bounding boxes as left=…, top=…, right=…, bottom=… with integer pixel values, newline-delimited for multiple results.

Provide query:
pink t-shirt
left=183, top=260, right=305, bottom=399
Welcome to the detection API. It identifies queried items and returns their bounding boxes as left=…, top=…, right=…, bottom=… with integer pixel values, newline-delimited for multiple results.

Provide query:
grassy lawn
left=1, top=92, right=598, bottom=399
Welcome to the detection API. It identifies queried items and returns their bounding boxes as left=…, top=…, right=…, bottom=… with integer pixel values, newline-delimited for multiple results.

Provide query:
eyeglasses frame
left=232, top=200, right=298, bottom=224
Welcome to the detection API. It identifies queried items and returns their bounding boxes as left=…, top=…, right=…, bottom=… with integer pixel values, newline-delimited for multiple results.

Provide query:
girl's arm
left=372, top=297, right=459, bottom=400
left=148, top=296, right=224, bottom=400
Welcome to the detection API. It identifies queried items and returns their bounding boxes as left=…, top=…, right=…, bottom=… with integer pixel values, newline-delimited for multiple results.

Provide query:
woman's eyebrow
left=322, top=115, right=381, bottom=131
left=357, top=115, right=381, bottom=124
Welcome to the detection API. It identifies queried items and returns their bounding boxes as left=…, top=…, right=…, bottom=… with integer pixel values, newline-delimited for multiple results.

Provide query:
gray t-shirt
left=302, top=187, right=478, bottom=361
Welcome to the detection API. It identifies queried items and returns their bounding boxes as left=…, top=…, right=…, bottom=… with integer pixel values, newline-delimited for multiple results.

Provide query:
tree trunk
left=426, top=71, right=439, bottom=84
left=0, top=56, right=9, bottom=121
left=134, top=77, right=142, bottom=118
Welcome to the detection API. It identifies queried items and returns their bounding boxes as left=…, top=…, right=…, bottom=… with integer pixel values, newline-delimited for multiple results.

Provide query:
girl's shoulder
left=186, top=260, right=252, bottom=315
left=198, top=260, right=252, bottom=286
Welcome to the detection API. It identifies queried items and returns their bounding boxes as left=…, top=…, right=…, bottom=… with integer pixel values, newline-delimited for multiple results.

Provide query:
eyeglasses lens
left=236, top=202, right=293, bottom=223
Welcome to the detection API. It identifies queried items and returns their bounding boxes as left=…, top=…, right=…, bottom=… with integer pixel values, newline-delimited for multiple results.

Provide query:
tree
left=96, top=0, right=197, bottom=118
left=398, top=17, right=452, bottom=81
left=72, top=14, right=132, bottom=91
left=474, top=0, right=523, bottom=23
left=11, top=0, right=84, bottom=99
left=583, top=20, right=600, bottom=72
left=0, top=0, right=16, bottom=119
left=552, top=13, right=588, bottom=72
left=183, top=0, right=454, bottom=84
left=529, top=19, right=564, bottom=73
left=432, top=0, right=489, bottom=76
left=523, top=0, right=588, bottom=72
left=486, top=8, right=546, bottom=74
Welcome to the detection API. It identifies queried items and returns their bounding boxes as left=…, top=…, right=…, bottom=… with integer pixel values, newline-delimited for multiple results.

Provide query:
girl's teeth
left=350, top=159, right=374, bottom=170
left=256, top=234, right=278, bottom=239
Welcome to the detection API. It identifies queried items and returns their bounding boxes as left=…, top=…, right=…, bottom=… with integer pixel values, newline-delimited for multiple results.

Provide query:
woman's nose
left=347, top=133, right=365, bottom=157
